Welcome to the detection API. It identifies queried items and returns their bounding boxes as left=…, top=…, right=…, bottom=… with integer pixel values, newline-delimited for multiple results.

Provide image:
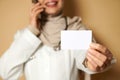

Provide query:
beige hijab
left=39, top=14, right=86, bottom=48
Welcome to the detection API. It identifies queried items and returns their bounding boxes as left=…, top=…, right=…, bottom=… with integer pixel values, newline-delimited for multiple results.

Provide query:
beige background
left=0, top=0, right=120, bottom=80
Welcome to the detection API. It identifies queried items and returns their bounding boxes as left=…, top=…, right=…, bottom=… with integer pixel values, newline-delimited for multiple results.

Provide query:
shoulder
left=13, top=28, right=28, bottom=40
left=65, top=16, right=87, bottom=30
left=66, top=16, right=82, bottom=25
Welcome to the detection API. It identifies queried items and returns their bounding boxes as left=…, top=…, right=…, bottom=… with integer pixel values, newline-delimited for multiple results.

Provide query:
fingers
left=31, top=2, right=41, bottom=11
left=86, top=52, right=106, bottom=71
left=31, top=2, right=46, bottom=12
left=90, top=43, right=113, bottom=60
left=86, top=54, right=99, bottom=71
left=90, top=43, right=107, bottom=53
left=31, top=4, right=44, bottom=13
left=86, top=43, right=114, bottom=71
left=29, top=2, right=45, bottom=30
left=34, top=8, right=44, bottom=18
left=29, top=2, right=45, bottom=28
left=30, top=3, right=45, bottom=18
left=87, top=48, right=107, bottom=67
left=32, top=6, right=44, bottom=14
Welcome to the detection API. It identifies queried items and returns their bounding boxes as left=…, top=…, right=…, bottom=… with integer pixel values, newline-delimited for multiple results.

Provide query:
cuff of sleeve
left=28, top=25, right=40, bottom=36
left=82, top=58, right=88, bottom=68
left=75, top=50, right=97, bottom=74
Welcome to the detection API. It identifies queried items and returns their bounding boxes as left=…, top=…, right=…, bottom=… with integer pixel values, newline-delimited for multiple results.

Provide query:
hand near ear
left=29, top=2, right=45, bottom=32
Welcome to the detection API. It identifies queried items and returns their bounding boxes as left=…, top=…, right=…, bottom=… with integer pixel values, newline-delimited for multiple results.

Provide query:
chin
left=45, top=9, right=62, bottom=17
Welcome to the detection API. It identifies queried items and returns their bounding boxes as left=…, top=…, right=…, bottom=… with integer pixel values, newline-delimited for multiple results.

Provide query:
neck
left=41, top=10, right=63, bottom=20
left=40, top=12, right=63, bottom=26
left=47, top=14, right=63, bottom=21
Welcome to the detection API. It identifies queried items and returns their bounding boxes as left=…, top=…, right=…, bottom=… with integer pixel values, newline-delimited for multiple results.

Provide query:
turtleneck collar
left=46, top=13, right=64, bottom=22
left=40, top=13, right=66, bottom=48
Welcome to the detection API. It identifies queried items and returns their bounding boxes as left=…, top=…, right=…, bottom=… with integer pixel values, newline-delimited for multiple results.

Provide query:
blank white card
left=61, top=30, right=92, bottom=50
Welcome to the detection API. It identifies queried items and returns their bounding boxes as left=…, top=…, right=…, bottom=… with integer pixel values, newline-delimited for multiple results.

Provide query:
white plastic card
left=61, top=30, right=92, bottom=50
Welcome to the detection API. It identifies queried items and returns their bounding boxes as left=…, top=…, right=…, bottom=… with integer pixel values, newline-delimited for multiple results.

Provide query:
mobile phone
left=32, top=0, right=38, bottom=4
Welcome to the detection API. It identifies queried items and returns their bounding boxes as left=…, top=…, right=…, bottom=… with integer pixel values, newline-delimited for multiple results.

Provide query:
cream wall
left=0, top=0, right=120, bottom=80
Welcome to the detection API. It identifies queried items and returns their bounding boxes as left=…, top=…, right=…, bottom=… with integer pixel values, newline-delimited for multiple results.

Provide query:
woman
left=0, top=0, right=115, bottom=80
